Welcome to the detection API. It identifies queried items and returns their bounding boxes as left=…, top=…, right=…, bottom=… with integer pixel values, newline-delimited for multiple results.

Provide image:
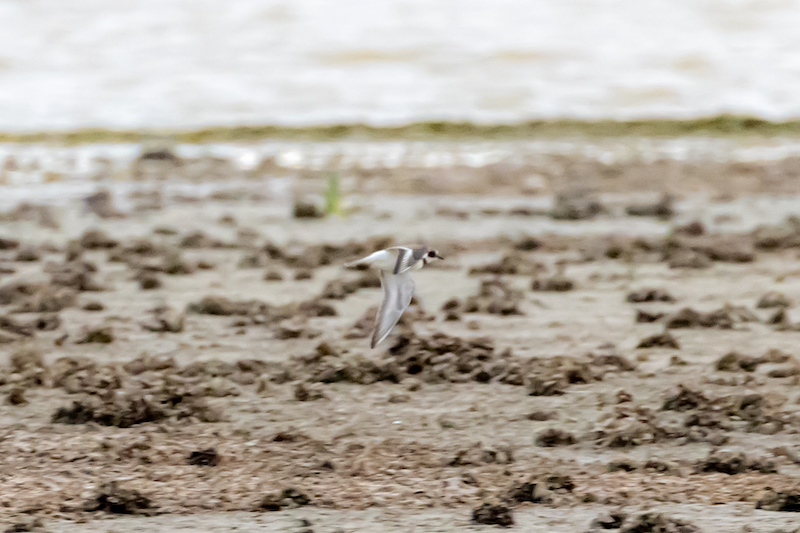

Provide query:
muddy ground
left=2, top=150, right=800, bottom=532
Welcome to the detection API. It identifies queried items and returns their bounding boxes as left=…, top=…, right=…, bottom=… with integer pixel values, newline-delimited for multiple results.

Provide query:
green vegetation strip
left=2, top=116, right=800, bottom=144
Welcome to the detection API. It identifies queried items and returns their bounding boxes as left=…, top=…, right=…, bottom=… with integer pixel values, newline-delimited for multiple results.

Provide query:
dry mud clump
left=256, top=488, right=312, bottom=511
left=289, top=333, right=634, bottom=398
left=46, top=259, right=104, bottom=292
left=664, top=234, right=756, bottom=265
left=505, top=475, right=574, bottom=505
left=588, top=510, right=627, bottom=530
left=141, top=305, right=185, bottom=333
left=624, top=193, right=675, bottom=220
left=550, top=191, right=604, bottom=220
left=187, top=447, right=219, bottom=466
left=468, top=252, right=544, bottom=276
left=589, top=405, right=687, bottom=448
left=531, top=273, right=575, bottom=292
left=635, top=310, right=666, bottom=323
left=85, top=481, right=154, bottom=514
left=565, top=221, right=800, bottom=268
left=471, top=501, right=514, bottom=526
left=187, top=294, right=336, bottom=325
left=0, top=315, right=36, bottom=337
left=79, top=229, right=119, bottom=249
left=636, top=332, right=680, bottom=349
left=442, top=278, right=524, bottom=318
left=0, top=280, right=77, bottom=313
left=320, top=270, right=381, bottom=300
left=751, top=216, right=800, bottom=250
left=756, top=291, right=793, bottom=309
left=292, top=333, right=514, bottom=386
left=661, top=385, right=796, bottom=435
left=83, top=189, right=123, bottom=219
left=51, top=389, right=222, bottom=427
left=535, top=428, right=577, bottom=447
left=714, top=349, right=792, bottom=373
left=756, top=489, right=800, bottom=512
left=583, top=381, right=798, bottom=449
left=1, top=352, right=239, bottom=427
left=0, top=237, right=20, bottom=250
left=384, top=333, right=513, bottom=384
left=695, top=450, right=777, bottom=475
left=614, top=513, right=700, bottom=533
left=654, top=305, right=759, bottom=330
left=626, top=288, right=676, bottom=303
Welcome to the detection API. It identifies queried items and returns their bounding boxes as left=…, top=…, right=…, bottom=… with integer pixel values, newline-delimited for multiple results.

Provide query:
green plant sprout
left=324, top=172, right=341, bottom=217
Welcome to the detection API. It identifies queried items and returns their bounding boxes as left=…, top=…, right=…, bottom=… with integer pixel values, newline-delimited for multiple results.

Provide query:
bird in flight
left=345, top=245, right=444, bottom=348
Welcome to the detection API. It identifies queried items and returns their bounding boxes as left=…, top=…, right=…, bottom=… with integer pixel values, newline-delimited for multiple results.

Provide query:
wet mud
left=2, top=155, right=800, bottom=532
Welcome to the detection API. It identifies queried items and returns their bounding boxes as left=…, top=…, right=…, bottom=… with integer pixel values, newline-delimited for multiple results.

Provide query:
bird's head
left=424, top=249, right=444, bottom=264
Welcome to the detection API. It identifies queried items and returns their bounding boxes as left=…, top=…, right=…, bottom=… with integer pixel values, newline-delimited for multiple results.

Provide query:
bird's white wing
left=371, top=270, right=415, bottom=348
left=391, top=246, right=428, bottom=274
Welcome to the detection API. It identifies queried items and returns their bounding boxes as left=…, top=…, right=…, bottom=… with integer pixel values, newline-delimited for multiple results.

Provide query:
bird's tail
left=344, top=256, right=370, bottom=269
left=345, top=250, right=385, bottom=270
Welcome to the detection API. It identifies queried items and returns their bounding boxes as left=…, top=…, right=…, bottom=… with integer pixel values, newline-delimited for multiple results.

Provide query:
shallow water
left=3, top=136, right=800, bottom=240
left=2, top=0, right=800, bottom=131
left=4, top=136, right=800, bottom=185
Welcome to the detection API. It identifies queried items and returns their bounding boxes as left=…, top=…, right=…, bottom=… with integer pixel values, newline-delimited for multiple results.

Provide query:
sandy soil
left=2, top=154, right=800, bottom=532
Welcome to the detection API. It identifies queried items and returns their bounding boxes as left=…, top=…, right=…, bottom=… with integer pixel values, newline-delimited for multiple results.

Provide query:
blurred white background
left=1, top=0, right=800, bottom=131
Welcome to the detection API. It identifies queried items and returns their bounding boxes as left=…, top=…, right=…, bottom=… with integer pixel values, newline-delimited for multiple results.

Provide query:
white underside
left=347, top=249, right=425, bottom=273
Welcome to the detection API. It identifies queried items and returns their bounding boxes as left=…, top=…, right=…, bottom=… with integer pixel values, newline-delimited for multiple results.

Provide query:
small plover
left=345, top=245, right=444, bottom=348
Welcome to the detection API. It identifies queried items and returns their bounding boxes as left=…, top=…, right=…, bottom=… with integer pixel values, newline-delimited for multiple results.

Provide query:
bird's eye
left=427, top=251, right=436, bottom=257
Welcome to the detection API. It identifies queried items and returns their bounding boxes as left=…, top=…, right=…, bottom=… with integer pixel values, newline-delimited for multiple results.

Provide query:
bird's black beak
left=435, top=253, right=445, bottom=260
